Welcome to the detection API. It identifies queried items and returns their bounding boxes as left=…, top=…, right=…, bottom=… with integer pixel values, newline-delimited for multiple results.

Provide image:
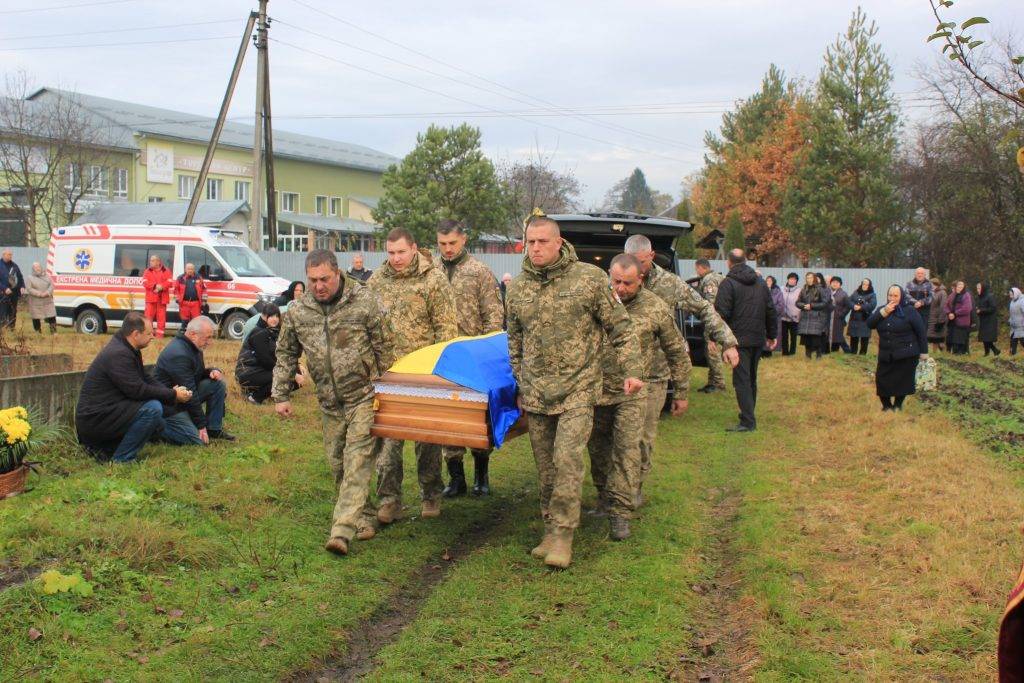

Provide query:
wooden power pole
left=250, top=0, right=269, bottom=250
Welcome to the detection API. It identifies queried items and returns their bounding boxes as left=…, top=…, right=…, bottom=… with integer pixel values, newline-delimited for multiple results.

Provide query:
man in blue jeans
left=76, top=312, right=193, bottom=462
left=155, top=316, right=236, bottom=444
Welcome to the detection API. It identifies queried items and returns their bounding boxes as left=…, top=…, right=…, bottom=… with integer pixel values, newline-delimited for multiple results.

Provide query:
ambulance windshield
left=214, top=246, right=275, bottom=278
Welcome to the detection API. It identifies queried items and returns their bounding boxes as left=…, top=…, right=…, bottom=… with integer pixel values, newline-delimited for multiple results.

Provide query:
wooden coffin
left=371, top=371, right=526, bottom=449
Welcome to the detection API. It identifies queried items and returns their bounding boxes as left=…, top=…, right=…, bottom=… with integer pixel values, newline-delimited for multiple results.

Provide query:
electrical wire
left=0, top=0, right=140, bottom=14
left=0, top=18, right=237, bottom=42
left=0, top=35, right=237, bottom=52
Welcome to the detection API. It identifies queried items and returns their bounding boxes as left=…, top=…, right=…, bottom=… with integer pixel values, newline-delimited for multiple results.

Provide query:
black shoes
left=609, top=516, right=631, bottom=541
left=698, top=385, right=724, bottom=394
left=472, top=452, right=490, bottom=496
left=209, top=429, right=236, bottom=441
left=442, top=460, right=468, bottom=498
left=726, top=424, right=755, bottom=433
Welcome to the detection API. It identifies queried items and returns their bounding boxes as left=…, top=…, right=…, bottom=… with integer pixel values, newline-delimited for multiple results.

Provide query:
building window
left=114, top=168, right=128, bottom=198
left=263, top=221, right=307, bottom=251
left=329, top=196, right=341, bottom=216
left=65, top=163, right=81, bottom=191
left=315, top=195, right=327, bottom=215
left=206, top=177, right=223, bottom=200
left=148, top=196, right=164, bottom=203
left=177, top=174, right=196, bottom=199
left=86, top=166, right=107, bottom=197
left=234, top=180, right=250, bottom=202
left=280, top=191, right=298, bottom=213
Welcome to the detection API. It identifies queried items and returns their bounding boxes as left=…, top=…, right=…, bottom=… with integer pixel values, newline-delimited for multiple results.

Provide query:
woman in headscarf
left=274, top=280, right=305, bottom=307
left=25, top=262, right=57, bottom=334
left=762, top=275, right=785, bottom=357
left=1010, top=288, right=1024, bottom=356
left=944, top=280, right=974, bottom=355
left=847, top=278, right=876, bottom=355
left=796, top=272, right=828, bottom=359
left=975, top=282, right=1000, bottom=356
left=927, top=277, right=948, bottom=354
left=236, top=304, right=305, bottom=403
left=867, top=285, right=927, bottom=411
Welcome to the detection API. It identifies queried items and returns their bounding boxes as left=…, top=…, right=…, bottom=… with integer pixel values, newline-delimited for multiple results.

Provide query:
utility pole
left=250, top=0, right=268, bottom=251
left=262, top=29, right=278, bottom=251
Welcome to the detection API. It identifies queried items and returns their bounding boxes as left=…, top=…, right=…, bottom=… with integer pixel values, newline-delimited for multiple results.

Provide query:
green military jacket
left=506, top=241, right=642, bottom=415
left=599, top=287, right=692, bottom=405
left=643, top=262, right=737, bottom=381
left=440, top=250, right=504, bottom=337
left=367, top=249, right=458, bottom=366
left=699, top=271, right=725, bottom=303
left=272, top=276, right=386, bottom=408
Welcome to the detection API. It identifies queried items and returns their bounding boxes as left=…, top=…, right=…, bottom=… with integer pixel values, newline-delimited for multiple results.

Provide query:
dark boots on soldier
left=471, top=452, right=490, bottom=496
left=609, top=516, right=631, bottom=541
left=442, top=459, right=467, bottom=498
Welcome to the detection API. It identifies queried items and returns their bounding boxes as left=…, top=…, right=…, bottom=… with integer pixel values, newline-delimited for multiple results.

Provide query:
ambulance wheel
left=221, top=311, right=249, bottom=340
left=75, top=308, right=106, bottom=335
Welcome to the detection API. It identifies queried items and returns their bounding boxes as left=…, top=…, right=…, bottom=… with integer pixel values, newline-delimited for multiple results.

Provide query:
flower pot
left=0, top=465, right=28, bottom=499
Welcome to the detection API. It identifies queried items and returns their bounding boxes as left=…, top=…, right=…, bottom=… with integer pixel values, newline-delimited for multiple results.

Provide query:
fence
left=3, top=246, right=918, bottom=293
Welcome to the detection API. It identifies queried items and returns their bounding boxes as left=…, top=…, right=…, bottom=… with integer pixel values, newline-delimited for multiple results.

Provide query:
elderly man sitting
left=155, top=316, right=236, bottom=444
left=76, top=311, right=192, bottom=462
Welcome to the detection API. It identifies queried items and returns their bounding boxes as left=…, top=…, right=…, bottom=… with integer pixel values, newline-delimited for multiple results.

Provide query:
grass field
left=2, top=321, right=1023, bottom=680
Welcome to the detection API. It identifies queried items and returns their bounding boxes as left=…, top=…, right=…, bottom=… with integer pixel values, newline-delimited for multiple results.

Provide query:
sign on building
left=146, top=142, right=174, bottom=184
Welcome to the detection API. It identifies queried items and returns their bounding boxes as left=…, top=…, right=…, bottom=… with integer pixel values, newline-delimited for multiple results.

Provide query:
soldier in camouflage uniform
left=273, top=249, right=387, bottom=556
left=436, top=220, right=505, bottom=497
left=624, top=234, right=738, bottom=506
left=507, top=216, right=643, bottom=568
left=695, top=259, right=727, bottom=392
left=367, top=228, right=459, bottom=523
left=589, top=254, right=691, bottom=541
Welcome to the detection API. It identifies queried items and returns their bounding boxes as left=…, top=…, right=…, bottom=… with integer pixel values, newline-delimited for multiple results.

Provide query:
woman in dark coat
left=867, top=285, right=927, bottom=411
left=847, top=279, right=876, bottom=354
left=815, top=271, right=832, bottom=354
left=927, top=278, right=948, bottom=354
left=761, top=275, right=785, bottom=357
left=797, top=273, right=828, bottom=359
left=975, top=282, right=1001, bottom=356
left=945, top=280, right=974, bottom=355
left=274, top=280, right=305, bottom=307
left=235, top=304, right=304, bottom=403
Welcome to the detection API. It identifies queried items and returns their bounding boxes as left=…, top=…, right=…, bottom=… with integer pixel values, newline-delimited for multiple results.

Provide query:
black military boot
left=471, top=452, right=490, bottom=496
left=442, top=459, right=467, bottom=498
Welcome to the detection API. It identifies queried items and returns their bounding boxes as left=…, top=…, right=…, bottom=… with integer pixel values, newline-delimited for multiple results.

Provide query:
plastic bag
left=916, top=356, right=937, bottom=392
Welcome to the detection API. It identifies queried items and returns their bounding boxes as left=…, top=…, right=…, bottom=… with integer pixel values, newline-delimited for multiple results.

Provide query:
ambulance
left=48, top=224, right=290, bottom=339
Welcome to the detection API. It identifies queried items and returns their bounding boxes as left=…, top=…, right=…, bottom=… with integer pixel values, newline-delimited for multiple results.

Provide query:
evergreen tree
left=781, top=8, right=906, bottom=265
left=724, top=210, right=746, bottom=252
left=373, top=124, right=508, bottom=245
left=603, top=168, right=656, bottom=214
left=674, top=199, right=696, bottom=257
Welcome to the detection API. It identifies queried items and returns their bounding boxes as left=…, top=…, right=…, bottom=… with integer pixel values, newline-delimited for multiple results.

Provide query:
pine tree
left=724, top=210, right=746, bottom=253
left=781, top=8, right=906, bottom=266
left=674, top=199, right=696, bottom=257
left=615, top=168, right=655, bottom=214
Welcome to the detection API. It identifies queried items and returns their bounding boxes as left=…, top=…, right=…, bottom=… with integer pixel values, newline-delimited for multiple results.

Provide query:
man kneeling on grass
left=76, top=311, right=193, bottom=462
left=155, top=316, right=236, bottom=444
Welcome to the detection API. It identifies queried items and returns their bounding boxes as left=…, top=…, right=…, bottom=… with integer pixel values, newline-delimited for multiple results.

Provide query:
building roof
left=278, top=212, right=378, bottom=235
left=25, top=88, right=398, bottom=173
left=348, top=196, right=380, bottom=209
left=77, top=200, right=249, bottom=227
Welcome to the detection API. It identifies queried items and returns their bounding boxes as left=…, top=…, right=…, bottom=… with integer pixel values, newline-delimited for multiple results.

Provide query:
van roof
left=52, top=224, right=245, bottom=239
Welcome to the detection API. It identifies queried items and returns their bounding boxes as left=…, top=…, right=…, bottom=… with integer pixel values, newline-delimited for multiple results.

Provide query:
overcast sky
left=2, top=0, right=1020, bottom=206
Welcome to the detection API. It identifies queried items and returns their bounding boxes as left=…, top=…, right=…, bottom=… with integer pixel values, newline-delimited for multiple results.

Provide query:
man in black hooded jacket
left=714, top=249, right=778, bottom=432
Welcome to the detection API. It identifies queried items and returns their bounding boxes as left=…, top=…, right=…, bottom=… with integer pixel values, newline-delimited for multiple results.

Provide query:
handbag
left=916, top=356, right=937, bottom=392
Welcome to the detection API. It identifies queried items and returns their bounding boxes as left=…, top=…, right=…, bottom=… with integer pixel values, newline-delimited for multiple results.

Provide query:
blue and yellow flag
left=390, top=332, right=520, bottom=448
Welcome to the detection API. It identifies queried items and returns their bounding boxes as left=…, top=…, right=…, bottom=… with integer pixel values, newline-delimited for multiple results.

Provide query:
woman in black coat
left=796, top=273, right=828, bottom=359
left=975, top=282, right=1001, bottom=356
left=235, top=304, right=304, bottom=403
left=274, top=280, right=305, bottom=307
left=847, top=279, right=876, bottom=355
left=867, top=285, right=928, bottom=411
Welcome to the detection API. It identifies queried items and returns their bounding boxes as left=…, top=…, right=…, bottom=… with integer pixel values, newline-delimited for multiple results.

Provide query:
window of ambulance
left=114, top=244, right=174, bottom=277
left=212, top=245, right=274, bottom=278
left=184, top=245, right=232, bottom=281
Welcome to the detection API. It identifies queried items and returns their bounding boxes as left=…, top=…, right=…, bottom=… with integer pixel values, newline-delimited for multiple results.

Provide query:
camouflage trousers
left=639, top=380, right=668, bottom=486
left=526, top=406, right=594, bottom=531
left=588, top=397, right=643, bottom=519
left=441, top=446, right=493, bottom=463
left=376, top=439, right=444, bottom=505
left=705, top=333, right=726, bottom=388
left=322, top=399, right=379, bottom=541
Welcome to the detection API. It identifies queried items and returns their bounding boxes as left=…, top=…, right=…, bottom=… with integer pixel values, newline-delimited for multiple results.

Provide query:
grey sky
left=2, top=0, right=1019, bottom=207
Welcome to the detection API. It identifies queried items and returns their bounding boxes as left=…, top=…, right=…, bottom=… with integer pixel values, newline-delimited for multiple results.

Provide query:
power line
left=0, top=18, right=237, bottom=42
left=0, top=0, right=139, bottom=14
left=0, top=35, right=237, bottom=52
left=284, top=0, right=705, bottom=153
left=273, top=39, right=700, bottom=164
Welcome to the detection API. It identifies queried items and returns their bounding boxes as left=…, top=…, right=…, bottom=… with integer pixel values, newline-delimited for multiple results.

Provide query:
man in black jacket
left=714, top=249, right=778, bottom=432
left=76, top=312, right=192, bottom=462
left=155, top=316, right=236, bottom=444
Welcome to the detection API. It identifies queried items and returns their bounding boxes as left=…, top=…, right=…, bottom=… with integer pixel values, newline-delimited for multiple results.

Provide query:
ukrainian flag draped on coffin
left=388, top=332, right=520, bottom=447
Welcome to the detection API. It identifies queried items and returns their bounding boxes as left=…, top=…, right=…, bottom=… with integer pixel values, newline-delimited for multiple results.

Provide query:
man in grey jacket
left=906, top=267, right=934, bottom=328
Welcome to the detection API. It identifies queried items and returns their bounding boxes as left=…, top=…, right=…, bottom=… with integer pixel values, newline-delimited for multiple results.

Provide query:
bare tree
left=0, top=72, right=118, bottom=246
left=497, top=145, right=583, bottom=240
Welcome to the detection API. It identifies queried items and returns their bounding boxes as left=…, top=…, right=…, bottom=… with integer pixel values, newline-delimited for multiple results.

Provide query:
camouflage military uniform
left=591, top=288, right=691, bottom=518
left=272, top=276, right=387, bottom=543
left=507, top=241, right=641, bottom=532
left=641, top=263, right=736, bottom=485
left=439, top=249, right=504, bottom=465
left=367, top=249, right=458, bottom=506
left=699, top=271, right=727, bottom=389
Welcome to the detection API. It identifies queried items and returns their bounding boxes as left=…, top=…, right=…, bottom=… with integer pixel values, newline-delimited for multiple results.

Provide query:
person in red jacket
left=143, top=255, right=172, bottom=337
left=173, top=262, right=207, bottom=333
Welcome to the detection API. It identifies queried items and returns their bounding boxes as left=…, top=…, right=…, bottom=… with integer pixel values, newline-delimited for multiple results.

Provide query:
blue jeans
left=112, top=400, right=166, bottom=463
left=160, top=378, right=226, bottom=444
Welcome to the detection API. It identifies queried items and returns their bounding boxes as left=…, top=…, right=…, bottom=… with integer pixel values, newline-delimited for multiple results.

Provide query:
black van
left=545, top=211, right=708, bottom=367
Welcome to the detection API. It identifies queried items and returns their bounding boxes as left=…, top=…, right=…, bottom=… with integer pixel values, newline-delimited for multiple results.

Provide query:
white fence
left=4, top=246, right=918, bottom=293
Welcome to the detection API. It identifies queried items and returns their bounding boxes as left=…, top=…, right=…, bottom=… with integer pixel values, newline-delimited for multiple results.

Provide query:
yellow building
left=2, top=88, right=396, bottom=249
